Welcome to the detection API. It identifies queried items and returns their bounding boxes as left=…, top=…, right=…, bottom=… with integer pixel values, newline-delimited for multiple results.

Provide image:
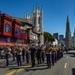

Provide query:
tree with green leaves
left=44, top=32, right=55, bottom=43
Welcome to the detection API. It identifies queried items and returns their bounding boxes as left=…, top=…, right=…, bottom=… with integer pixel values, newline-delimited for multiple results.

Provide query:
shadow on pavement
left=9, top=66, right=31, bottom=70
left=0, top=66, right=6, bottom=68
left=0, top=65, right=18, bottom=68
left=36, top=64, right=47, bottom=67
left=9, top=64, right=47, bottom=70
left=25, top=64, right=48, bottom=71
left=72, top=68, right=75, bottom=75
left=25, top=67, right=48, bottom=71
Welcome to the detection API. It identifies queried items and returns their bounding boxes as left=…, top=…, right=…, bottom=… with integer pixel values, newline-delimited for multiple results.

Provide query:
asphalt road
left=0, top=51, right=75, bottom=75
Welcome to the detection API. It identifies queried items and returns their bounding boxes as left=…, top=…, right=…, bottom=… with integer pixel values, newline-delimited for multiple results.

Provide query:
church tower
left=24, top=11, right=30, bottom=19
left=32, top=4, right=44, bottom=45
left=65, top=16, right=72, bottom=48
left=32, top=4, right=43, bottom=32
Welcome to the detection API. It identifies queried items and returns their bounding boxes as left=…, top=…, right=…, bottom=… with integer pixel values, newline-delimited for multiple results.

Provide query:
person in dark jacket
left=16, top=46, right=22, bottom=66
left=36, top=46, right=42, bottom=64
left=51, top=50, right=55, bottom=66
left=5, top=46, right=11, bottom=66
left=41, top=46, right=45, bottom=63
left=12, top=48, right=16, bottom=61
left=30, top=45, right=36, bottom=67
left=45, top=46, right=52, bottom=68
left=22, top=47, right=25, bottom=62
left=26, top=47, right=30, bottom=63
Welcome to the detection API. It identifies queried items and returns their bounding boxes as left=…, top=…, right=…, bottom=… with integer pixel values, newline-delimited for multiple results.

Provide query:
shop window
left=4, top=24, right=10, bottom=32
left=21, top=30, right=25, bottom=34
left=15, top=28, right=19, bottom=35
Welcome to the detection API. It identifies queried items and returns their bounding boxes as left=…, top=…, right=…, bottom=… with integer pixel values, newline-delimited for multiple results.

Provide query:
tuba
left=18, top=47, right=22, bottom=52
left=6, top=46, right=11, bottom=52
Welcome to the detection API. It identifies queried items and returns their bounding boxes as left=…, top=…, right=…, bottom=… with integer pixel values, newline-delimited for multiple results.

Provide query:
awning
left=0, top=42, right=14, bottom=46
left=0, top=42, right=28, bottom=46
left=17, top=44, right=28, bottom=46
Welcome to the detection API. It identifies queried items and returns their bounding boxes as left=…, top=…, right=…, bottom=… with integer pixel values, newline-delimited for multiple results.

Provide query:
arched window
left=4, top=24, right=10, bottom=32
left=15, top=28, right=19, bottom=35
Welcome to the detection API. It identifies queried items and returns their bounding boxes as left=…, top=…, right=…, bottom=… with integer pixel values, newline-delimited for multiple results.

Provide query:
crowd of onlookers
left=0, top=44, right=67, bottom=68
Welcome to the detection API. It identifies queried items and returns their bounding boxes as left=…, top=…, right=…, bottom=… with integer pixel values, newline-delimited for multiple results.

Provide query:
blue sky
left=0, top=0, right=75, bottom=37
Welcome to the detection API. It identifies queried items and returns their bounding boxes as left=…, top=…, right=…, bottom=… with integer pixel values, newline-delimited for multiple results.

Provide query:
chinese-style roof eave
left=21, top=22, right=33, bottom=27
left=13, top=19, right=22, bottom=26
left=2, top=13, right=12, bottom=21
left=12, top=16, right=32, bottom=24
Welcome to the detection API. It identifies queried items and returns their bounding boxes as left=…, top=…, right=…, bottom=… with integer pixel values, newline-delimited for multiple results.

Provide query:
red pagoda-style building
left=0, top=11, right=28, bottom=46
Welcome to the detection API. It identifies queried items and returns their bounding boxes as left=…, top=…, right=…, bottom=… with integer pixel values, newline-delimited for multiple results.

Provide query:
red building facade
left=1, top=14, right=12, bottom=37
left=0, top=12, right=28, bottom=46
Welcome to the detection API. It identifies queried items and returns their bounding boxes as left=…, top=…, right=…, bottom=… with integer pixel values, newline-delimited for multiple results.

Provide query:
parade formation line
left=5, top=65, right=31, bottom=75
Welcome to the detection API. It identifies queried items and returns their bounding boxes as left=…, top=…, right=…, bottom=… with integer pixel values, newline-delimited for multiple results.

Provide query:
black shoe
left=6, top=64, right=8, bottom=66
left=20, top=64, right=22, bottom=66
left=32, top=65, right=35, bottom=67
left=49, top=66, right=51, bottom=68
left=47, top=66, right=49, bottom=68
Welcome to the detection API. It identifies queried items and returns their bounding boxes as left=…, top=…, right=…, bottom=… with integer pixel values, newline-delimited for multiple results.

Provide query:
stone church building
left=12, top=5, right=44, bottom=46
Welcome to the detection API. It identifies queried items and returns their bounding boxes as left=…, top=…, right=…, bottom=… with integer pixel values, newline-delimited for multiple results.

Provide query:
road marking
left=64, top=63, right=67, bottom=68
left=5, top=61, right=38, bottom=75
left=5, top=65, right=31, bottom=75
left=67, top=56, right=68, bottom=58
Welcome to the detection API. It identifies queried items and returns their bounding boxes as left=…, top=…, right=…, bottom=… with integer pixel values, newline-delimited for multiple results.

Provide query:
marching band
left=0, top=44, right=64, bottom=69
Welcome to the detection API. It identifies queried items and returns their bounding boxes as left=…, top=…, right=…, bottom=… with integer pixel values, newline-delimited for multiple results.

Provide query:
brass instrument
left=6, top=46, right=11, bottom=52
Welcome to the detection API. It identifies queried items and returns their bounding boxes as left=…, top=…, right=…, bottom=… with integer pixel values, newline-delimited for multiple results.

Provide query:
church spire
left=36, top=3, right=38, bottom=10
left=32, top=6, right=35, bottom=13
left=41, top=5, right=43, bottom=14
left=24, top=11, right=28, bottom=19
left=67, top=15, right=69, bottom=23
left=36, top=3, right=39, bottom=13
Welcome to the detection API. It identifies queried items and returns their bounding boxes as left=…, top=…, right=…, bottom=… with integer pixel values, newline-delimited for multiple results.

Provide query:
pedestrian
left=12, top=48, right=16, bottom=61
left=22, top=47, right=25, bottom=62
left=36, top=46, right=42, bottom=64
left=5, top=46, right=11, bottom=66
left=51, top=49, right=55, bottom=66
left=45, top=45, right=51, bottom=68
left=30, top=44, right=36, bottom=67
left=26, top=47, right=30, bottom=63
left=57, top=49, right=60, bottom=60
left=16, top=46, right=22, bottom=66
left=54, top=51, right=57, bottom=63
left=41, top=46, right=45, bottom=63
